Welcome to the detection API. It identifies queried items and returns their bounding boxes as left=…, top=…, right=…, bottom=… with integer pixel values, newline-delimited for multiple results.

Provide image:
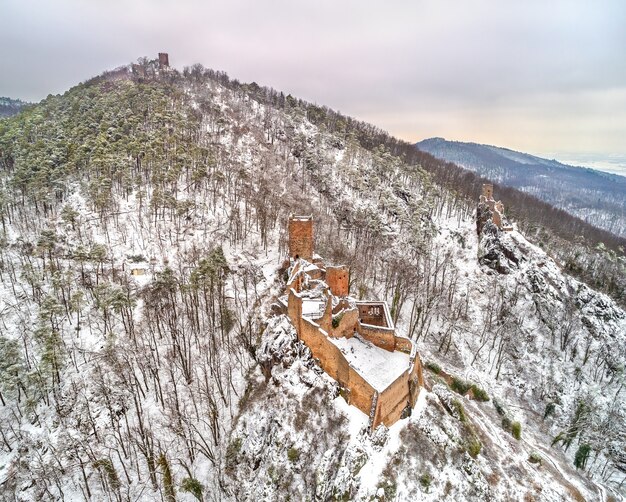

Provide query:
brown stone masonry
left=326, top=265, right=349, bottom=297
left=479, top=183, right=513, bottom=231
left=288, top=215, right=313, bottom=261
left=285, top=217, right=424, bottom=430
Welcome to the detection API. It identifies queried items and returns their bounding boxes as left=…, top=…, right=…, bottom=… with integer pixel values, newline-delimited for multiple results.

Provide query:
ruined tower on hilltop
left=288, top=215, right=313, bottom=261
left=479, top=183, right=512, bottom=232
left=481, top=183, right=493, bottom=201
left=158, top=53, right=169, bottom=69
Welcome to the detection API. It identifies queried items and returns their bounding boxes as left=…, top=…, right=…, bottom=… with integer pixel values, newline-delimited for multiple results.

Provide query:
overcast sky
left=1, top=0, right=625, bottom=161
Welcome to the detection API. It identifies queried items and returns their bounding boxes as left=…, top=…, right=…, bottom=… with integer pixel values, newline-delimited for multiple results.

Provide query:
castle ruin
left=288, top=215, right=314, bottom=261
left=158, top=52, right=170, bottom=69
left=479, top=184, right=513, bottom=232
left=282, top=215, right=424, bottom=430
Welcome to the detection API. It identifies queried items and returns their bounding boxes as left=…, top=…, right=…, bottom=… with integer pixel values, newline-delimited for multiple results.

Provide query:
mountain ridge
left=416, top=137, right=626, bottom=238
left=423, top=137, right=625, bottom=178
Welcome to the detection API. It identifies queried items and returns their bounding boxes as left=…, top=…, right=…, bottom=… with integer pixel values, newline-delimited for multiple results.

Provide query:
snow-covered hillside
left=0, top=64, right=624, bottom=501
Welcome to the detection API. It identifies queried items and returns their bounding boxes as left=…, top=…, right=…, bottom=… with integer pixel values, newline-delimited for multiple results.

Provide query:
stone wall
left=492, top=208, right=502, bottom=229
left=357, top=323, right=396, bottom=352
left=287, top=288, right=303, bottom=334
left=326, top=265, right=349, bottom=297
left=158, top=53, right=169, bottom=68
left=374, top=358, right=423, bottom=426
left=482, top=183, right=493, bottom=200
left=357, top=303, right=388, bottom=327
left=288, top=216, right=313, bottom=261
left=318, top=294, right=333, bottom=334
left=375, top=371, right=411, bottom=426
left=298, top=317, right=376, bottom=417
left=331, top=308, right=359, bottom=339
left=286, top=263, right=422, bottom=430
left=393, top=335, right=413, bottom=354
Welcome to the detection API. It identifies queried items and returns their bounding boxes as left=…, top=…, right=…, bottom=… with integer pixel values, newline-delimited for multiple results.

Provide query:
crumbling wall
left=283, top=214, right=424, bottom=431
left=158, top=52, right=169, bottom=68
left=393, top=335, right=413, bottom=354
left=298, top=318, right=376, bottom=416
left=374, top=356, right=423, bottom=427
left=374, top=372, right=411, bottom=427
left=478, top=184, right=510, bottom=231
left=326, top=265, right=349, bottom=297
left=287, top=262, right=303, bottom=292
left=357, top=303, right=388, bottom=327
left=482, top=183, right=493, bottom=200
left=289, top=288, right=421, bottom=429
left=357, top=324, right=396, bottom=352
left=411, top=356, right=425, bottom=389
left=492, top=208, right=503, bottom=229
left=317, top=294, right=333, bottom=334
left=287, top=288, right=303, bottom=334
left=330, top=307, right=359, bottom=339
left=288, top=216, right=313, bottom=261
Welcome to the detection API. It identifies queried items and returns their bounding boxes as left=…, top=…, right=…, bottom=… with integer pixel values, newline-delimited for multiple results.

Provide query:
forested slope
left=0, top=60, right=624, bottom=501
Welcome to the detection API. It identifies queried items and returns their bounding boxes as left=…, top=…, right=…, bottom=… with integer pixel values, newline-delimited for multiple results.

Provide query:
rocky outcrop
left=477, top=217, right=520, bottom=274
left=476, top=202, right=493, bottom=236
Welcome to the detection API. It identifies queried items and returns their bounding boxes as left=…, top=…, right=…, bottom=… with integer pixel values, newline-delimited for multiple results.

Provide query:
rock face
left=477, top=204, right=520, bottom=274
left=476, top=202, right=492, bottom=236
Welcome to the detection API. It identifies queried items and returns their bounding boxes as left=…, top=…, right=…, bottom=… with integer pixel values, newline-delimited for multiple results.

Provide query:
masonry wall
left=287, top=284, right=422, bottom=431
left=357, top=324, right=396, bottom=352
left=287, top=288, right=303, bottom=334
left=373, top=357, right=423, bottom=427
left=330, top=308, right=359, bottom=339
left=357, top=303, right=388, bottom=327
left=411, top=356, right=425, bottom=390
left=482, top=183, right=493, bottom=200
left=318, top=294, right=333, bottom=334
left=375, top=371, right=411, bottom=426
left=326, top=266, right=349, bottom=297
left=288, top=217, right=313, bottom=261
left=394, top=336, right=413, bottom=354
left=492, top=209, right=502, bottom=229
left=345, top=365, right=377, bottom=416
left=298, top=317, right=376, bottom=416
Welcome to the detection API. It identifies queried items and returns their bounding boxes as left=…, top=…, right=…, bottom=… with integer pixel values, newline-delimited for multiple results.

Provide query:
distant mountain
left=0, top=97, right=29, bottom=118
left=416, top=137, right=626, bottom=238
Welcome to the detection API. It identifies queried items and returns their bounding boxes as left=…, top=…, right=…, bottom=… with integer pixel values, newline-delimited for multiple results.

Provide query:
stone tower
left=326, top=265, right=349, bottom=297
left=482, top=183, right=493, bottom=201
left=288, top=215, right=313, bottom=261
left=158, top=53, right=169, bottom=69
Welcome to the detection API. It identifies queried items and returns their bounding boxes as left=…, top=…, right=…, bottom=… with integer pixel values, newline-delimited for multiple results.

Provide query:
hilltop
left=0, top=58, right=624, bottom=501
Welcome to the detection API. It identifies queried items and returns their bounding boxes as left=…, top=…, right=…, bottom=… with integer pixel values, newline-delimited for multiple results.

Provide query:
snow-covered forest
left=0, top=59, right=624, bottom=501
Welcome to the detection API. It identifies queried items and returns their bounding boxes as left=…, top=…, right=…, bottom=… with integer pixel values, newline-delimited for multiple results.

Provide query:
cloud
left=1, top=0, right=624, bottom=155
